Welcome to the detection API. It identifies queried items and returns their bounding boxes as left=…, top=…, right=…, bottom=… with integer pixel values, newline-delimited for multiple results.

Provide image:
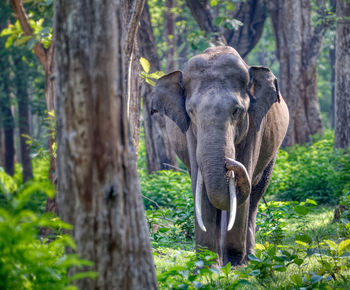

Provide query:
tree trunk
left=3, top=105, right=15, bottom=176
left=0, top=127, right=4, bottom=168
left=165, top=0, right=176, bottom=70
left=54, top=0, right=157, bottom=288
left=139, top=1, right=178, bottom=173
left=14, top=56, right=33, bottom=182
left=128, top=40, right=142, bottom=151
left=268, top=0, right=327, bottom=146
left=334, top=0, right=350, bottom=149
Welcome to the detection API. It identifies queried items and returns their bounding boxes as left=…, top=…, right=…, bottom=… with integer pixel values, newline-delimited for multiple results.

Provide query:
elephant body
left=152, top=46, right=289, bottom=266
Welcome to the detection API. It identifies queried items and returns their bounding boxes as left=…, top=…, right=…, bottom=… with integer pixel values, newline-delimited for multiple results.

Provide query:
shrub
left=0, top=169, right=96, bottom=289
left=267, top=131, right=350, bottom=204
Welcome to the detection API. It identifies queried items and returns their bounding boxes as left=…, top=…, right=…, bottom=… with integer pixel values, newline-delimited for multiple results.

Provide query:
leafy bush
left=267, top=131, right=350, bottom=204
left=0, top=168, right=96, bottom=289
left=140, top=170, right=194, bottom=245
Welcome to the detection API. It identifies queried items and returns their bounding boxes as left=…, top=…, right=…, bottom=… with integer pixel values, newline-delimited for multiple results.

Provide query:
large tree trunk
left=334, top=0, right=350, bottom=149
left=54, top=0, right=156, bottom=288
left=14, top=56, right=33, bottom=182
left=139, top=2, right=178, bottom=173
left=268, top=0, right=328, bottom=146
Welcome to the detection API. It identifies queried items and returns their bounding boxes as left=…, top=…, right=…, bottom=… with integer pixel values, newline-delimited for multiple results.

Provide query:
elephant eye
left=232, top=105, right=244, bottom=117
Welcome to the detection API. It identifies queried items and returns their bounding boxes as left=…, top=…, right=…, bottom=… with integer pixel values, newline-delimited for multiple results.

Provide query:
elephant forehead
left=183, top=52, right=248, bottom=84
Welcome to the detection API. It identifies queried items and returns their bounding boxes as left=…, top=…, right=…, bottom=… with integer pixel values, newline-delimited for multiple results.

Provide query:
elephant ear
left=248, top=66, right=281, bottom=131
left=151, top=71, right=190, bottom=133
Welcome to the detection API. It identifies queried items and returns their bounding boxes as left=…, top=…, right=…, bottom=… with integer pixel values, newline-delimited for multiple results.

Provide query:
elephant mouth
left=195, top=157, right=251, bottom=232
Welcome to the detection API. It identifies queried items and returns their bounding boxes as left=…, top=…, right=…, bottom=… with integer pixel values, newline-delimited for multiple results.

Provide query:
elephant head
left=151, top=46, right=280, bottom=232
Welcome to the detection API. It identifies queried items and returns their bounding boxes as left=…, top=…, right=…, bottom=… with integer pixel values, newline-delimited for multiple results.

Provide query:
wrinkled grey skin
left=152, top=46, right=289, bottom=266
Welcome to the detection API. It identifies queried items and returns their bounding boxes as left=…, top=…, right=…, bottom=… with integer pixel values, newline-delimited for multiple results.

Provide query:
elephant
left=151, top=46, right=289, bottom=266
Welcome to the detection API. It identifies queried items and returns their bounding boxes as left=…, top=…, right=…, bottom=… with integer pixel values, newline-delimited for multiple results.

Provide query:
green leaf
left=294, top=205, right=309, bottom=216
left=249, top=269, right=260, bottom=276
left=324, top=239, right=338, bottom=251
left=291, top=274, right=303, bottom=286
left=339, top=239, right=350, bottom=252
left=222, top=262, right=231, bottom=276
left=294, top=258, right=304, bottom=266
left=226, top=2, right=236, bottom=11
left=248, top=254, right=261, bottom=262
left=140, top=57, right=150, bottom=73
left=158, top=227, right=170, bottom=233
left=210, top=0, right=218, bottom=7
left=305, top=198, right=318, bottom=205
left=295, top=234, right=312, bottom=244
left=272, top=265, right=287, bottom=272
left=145, top=78, right=156, bottom=86
left=310, top=274, right=323, bottom=284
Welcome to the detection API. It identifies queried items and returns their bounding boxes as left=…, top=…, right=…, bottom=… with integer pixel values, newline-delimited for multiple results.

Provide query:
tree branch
left=10, top=0, right=47, bottom=68
left=304, top=1, right=334, bottom=68
left=124, top=0, right=146, bottom=58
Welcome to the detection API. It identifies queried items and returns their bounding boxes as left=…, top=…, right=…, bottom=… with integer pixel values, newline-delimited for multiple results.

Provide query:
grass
left=152, top=204, right=350, bottom=289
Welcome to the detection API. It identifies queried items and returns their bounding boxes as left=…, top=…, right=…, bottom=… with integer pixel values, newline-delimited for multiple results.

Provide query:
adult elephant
left=151, top=46, right=289, bottom=266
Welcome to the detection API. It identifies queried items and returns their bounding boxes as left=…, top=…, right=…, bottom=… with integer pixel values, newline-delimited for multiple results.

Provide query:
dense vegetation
left=1, top=132, right=349, bottom=289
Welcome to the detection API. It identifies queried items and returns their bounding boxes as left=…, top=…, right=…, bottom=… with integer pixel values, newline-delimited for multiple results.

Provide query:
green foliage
left=267, top=131, right=350, bottom=204
left=140, top=169, right=194, bottom=245
left=140, top=57, right=165, bottom=86
left=0, top=169, right=96, bottom=289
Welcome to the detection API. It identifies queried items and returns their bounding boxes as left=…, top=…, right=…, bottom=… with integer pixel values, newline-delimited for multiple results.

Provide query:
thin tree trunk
left=14, top=56, right=33, bottom=182
left=128, top=40, right=142, bottom=151
left=330, top=41, right=336, bottom=129
left=268, top=0, right=328, bottom=146
left=55, top=0, right=156, bottom=288
left=3, top=105, right=15, bottom=176
left=334, top=0, right=350, bottom=149
left=0, top=127, right=4, bottom=168
left=165, top=0, right=176, bottom=70
left=139, top=1, right=178, bottom=173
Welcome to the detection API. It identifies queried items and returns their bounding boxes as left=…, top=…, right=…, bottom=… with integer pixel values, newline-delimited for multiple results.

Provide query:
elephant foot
left=223, top=249, right=246, bottom=267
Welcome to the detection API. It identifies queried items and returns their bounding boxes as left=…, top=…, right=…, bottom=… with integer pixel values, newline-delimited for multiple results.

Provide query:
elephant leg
left=246, top=157, right=276, bottom=256
left=223, top=198, right=250, bottom=266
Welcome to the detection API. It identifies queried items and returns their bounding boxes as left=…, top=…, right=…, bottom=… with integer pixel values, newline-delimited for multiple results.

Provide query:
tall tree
left=10, top=0, right=57, bottom=212
left=55, top=0, right=157, bottom=288
left=0, top=3, right=15, bottom=176
left=165, top=0, right=176, bottom=70
left=139, top=1, right=178, bottom=173
left=268, top=0, right=331, bottom=146
left=14, top=54, right=33, bottom=182
left=334, top=0, right=350, bottom=149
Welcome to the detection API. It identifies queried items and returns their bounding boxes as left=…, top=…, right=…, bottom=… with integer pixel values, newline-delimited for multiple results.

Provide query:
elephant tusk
left=225, top=157, right=251, bottom=205
left=195, top=169, right=206, bottom=232
left=227, top=172, right=237, bottom=231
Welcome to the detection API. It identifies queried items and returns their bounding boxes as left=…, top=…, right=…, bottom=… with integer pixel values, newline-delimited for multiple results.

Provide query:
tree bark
left=128, top=40, right=142, bottom=151
left=334, top=0, right=350, bottom=149
left=165, top=0, right=176, bottom=70
left=139, top=1, right=178, bottom=173
left=268, top=0, right=328, bottom=146
left=0, top=6, right=15, bottom=176
left=55, top=0, right=156, bottom=288
left=14, top=56, right=33, bottom=182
